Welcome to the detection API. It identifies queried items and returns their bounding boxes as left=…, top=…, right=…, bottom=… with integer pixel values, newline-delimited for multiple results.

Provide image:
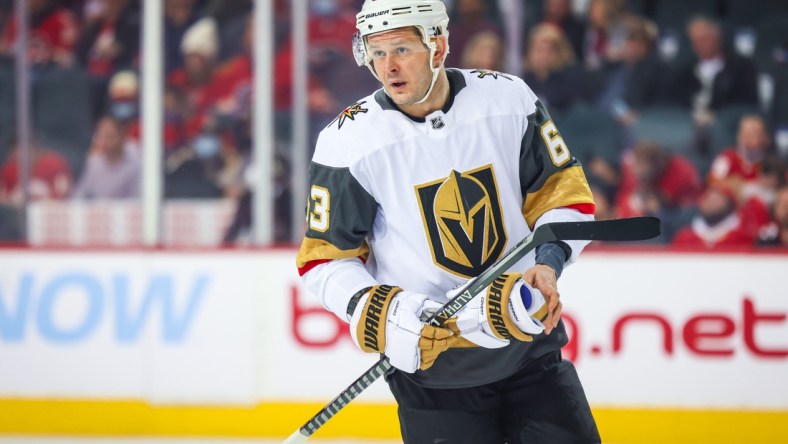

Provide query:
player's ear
left=432, top=35, right=448, bottom=68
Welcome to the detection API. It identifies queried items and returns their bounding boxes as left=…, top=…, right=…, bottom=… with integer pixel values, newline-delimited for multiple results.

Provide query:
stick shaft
left=294, top=357, right=391, bottom=440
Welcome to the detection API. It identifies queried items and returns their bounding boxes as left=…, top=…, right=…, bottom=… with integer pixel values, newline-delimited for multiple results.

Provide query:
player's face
left=366, top=28, right=433, bottom=106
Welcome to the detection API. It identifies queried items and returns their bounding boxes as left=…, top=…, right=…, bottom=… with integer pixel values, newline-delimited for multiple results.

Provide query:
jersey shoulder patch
left=469, top=69, right=515, bottom=81
left=454, top=68, right=535, bottom=118
left=328, top=100, right=370, bottom=130
left=314, top=92, right=399, bottom=167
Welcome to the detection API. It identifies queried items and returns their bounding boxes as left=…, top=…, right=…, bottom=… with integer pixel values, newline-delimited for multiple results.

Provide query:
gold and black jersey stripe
left=518, top=100, right=594, bottom=227
left=297, top=162, right=377, bottom=274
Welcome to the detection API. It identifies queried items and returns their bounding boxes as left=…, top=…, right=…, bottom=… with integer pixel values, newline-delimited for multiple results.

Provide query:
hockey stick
left=284, top=216, right=660, bottom=443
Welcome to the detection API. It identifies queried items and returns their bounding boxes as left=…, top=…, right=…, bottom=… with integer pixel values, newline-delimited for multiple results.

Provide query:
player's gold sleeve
left=522, top=166, right=594, bottom=227
left=296, top=238, right=369, bottom=270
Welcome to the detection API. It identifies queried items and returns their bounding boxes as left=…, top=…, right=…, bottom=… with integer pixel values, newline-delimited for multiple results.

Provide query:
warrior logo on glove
left=415, top=164, right=507, bottom=279
left=350, top=285, right=470, bottom=373
left=358, top=285, right=397, bottom=353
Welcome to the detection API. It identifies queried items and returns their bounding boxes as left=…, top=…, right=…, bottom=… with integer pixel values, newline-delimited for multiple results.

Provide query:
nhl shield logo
left=414, top=164, right=508, bottom=278
left=430, top=116, right=445, bottom=130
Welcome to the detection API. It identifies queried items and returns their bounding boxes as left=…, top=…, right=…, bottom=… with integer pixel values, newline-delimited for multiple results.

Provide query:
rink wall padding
left=0, top=248, right=786, bottom=442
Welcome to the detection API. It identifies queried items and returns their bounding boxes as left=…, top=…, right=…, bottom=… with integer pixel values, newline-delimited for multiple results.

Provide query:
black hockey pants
left=386, top=350, right=601, bottom=444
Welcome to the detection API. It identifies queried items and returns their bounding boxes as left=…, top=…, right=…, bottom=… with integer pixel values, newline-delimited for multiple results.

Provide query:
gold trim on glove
left=356, top=285, right=402, bottom=353
left=418, top=324, right=478, bottom=370
left=486, top=273, right=534, bottom=342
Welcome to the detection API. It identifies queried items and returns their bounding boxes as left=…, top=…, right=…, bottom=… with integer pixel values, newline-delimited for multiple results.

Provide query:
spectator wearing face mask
left=672, top=183, right=754, bottom=249
left=110, top=70, right=187, bottom=153
left=106, top=70, right=139, bottom=123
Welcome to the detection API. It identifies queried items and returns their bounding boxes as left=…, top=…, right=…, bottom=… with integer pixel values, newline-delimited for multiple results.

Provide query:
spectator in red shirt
left=0, top=0, right=79, bottom=67
left=709, top=115, right=776, bottom=237
left=226, top=13, right=343, bottom=121
left=76, top=0, right=140, bottom=79
left=303, top=1, right=375, bottom=112
left=709, top=114, right=771, bottom=187
left=308, top=0, right=357, bottom=58
left=737, top=156, right=785, bottom=239
left=167, top=17, right=220, bottom=139
left=211, top=16, right=255, bottom=119
left=0, top=137, right=73, bottom=205
left=673, top=184, right=754, bottom=249
left=617, top=140, right=702, bottom=215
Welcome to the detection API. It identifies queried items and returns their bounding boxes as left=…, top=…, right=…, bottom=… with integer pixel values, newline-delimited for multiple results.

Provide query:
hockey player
left=296, top=0, right=600, bottom=442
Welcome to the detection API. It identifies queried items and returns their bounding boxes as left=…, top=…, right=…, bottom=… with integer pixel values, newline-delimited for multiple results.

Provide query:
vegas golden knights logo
left=415, top=164, right=507, bottom=278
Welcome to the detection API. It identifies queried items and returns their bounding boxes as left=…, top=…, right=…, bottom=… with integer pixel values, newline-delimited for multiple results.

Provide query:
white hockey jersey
left=297, top=68, right=595, bottom=388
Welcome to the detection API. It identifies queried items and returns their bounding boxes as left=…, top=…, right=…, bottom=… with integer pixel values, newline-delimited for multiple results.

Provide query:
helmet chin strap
left=413, top=48, right=441, bottom=105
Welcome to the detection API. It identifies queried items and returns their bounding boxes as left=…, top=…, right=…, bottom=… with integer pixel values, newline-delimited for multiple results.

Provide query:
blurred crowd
left=514, top=0, right=788, bottom=250
left=0, top=0, right=787, bottom=249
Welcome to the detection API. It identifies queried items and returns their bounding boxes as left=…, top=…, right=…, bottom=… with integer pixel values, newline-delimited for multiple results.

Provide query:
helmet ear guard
left=352, top=31, right=368, bottom=68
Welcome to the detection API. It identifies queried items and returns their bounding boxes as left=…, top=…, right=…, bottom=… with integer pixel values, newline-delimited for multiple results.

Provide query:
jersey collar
left=374, top=68, right=467, bottom=123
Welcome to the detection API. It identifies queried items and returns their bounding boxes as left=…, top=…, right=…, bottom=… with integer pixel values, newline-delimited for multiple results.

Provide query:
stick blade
left=547, top=217, right=660, bottom=242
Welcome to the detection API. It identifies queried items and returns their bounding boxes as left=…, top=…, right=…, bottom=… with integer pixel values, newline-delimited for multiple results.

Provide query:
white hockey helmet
left=353, top=0, right=450, bottom=104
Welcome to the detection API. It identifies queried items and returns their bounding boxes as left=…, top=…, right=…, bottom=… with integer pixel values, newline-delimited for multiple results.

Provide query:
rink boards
left=0, top=248, right=786, bottom=443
